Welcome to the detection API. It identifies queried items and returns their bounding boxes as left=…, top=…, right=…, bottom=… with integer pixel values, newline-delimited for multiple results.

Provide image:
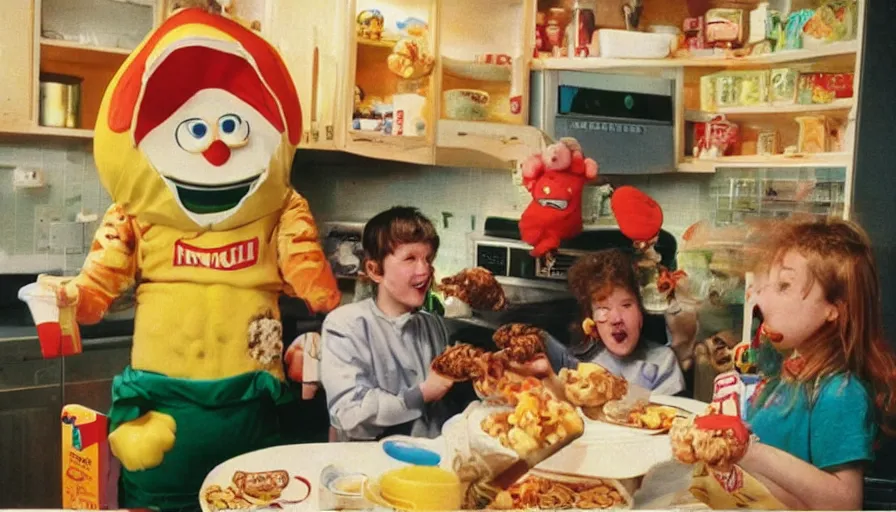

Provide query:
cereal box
left=62, top=405, right=114, bottom=510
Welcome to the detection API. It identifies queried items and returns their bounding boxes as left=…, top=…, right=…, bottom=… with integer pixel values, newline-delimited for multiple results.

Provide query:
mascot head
left=94, top=8, right=302, bottom=231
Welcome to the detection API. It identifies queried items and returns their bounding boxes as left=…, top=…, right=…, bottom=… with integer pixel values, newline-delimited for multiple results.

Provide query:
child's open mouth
left=760, top=323, right=784, bottom=343
left=412, top=279, right=430, bottom=292
left=611, top=330, right=627, bottom=343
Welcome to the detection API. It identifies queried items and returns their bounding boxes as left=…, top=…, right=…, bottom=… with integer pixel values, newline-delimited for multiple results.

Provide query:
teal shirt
left=747, top=373, right=877, bottom=469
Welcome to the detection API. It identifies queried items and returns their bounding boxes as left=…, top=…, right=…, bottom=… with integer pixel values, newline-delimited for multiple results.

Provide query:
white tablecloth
left=199, top=395, right=709, bottom=511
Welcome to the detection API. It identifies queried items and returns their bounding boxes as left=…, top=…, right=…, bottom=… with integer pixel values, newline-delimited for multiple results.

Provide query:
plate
left=201, top=467, right=312, bottom=511
left=591, top=403, right=689, bottom=435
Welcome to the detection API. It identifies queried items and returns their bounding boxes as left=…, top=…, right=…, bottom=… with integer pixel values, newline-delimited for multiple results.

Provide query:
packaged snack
left=803, top=0, right=858, bottom=46
left=705, top=9, right=745, bottom=48
left=700, top=74, right=716, bottom=111
left=735, top=70, right=769, bottom=106
left=796, top=115, right=837, bottom=153
left=798, top=72, right=855, bottom=104
left=62, top=405, right=114, bottom=509
left=769, top=68, right=798, bottom=105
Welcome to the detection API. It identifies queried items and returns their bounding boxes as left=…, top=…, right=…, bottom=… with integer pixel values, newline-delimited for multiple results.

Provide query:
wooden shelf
left=533, top=41, right=859, bottom=71
left=0, top=125, right=94, bottom=139
left=688, top=98, right=855, bottom=117
left=29, top=126, right=94, bottom=138
left=357, top=37, right=398, bottom=49
left=40, top=38, right=131, bottom=66
left=678, top=152, right=853, bottom=173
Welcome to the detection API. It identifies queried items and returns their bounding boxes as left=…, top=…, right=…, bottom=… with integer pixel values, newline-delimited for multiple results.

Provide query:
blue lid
left=381, top=439, right=441, bottom=466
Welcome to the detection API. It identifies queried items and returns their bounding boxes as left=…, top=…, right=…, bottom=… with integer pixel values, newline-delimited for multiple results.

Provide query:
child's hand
left=420, top=372, right=454, bottom=402
left=284, top=339, right=304, bottom=382
left=508, top=354, right=554, bottom=379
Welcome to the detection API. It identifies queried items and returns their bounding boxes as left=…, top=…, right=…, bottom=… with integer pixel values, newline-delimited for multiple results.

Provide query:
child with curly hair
left=560, top=248, right=686, bottom=394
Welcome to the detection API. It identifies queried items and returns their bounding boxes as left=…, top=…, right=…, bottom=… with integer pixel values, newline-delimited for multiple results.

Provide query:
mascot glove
left=109, top=411, right=177, bottom=471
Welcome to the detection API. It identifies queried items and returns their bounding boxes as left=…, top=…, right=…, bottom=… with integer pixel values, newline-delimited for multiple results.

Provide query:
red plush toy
left=519, top=137, right=599, bottom=257
left=611, top=185, right=664, bottom=266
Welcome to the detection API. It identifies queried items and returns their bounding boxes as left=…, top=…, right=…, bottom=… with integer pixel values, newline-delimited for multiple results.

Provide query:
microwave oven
left=529, top=70, right=676, bottom=174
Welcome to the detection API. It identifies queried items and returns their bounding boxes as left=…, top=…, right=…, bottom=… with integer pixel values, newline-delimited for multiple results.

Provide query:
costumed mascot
left=37, top=8, right=340, bottom=510
left=518, top=137, right=599, bottom=257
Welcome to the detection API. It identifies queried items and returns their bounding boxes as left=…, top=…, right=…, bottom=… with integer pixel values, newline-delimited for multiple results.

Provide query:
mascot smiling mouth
left=165, top=173, right=263, bottom=214
left=538, top=198, right=569, bottom=210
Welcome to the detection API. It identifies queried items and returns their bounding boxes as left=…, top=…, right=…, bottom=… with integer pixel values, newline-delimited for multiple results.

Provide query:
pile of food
left=438, top=266, right=508, bottom=311
left=489, top=474, right=630, bottom=510
left=558, top=363, right=628, bottom=419
left=480, top=387, right=585, bottom=458
left=602, top=400, right=680, bottom=431
left=669, top=416, right=750, bottom=472
left=431, top=323, right=548, bottom=404
left=203, top=470, right=291, bottom=510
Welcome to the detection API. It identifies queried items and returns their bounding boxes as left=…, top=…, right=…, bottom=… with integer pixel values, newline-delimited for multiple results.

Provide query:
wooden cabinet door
left=0, top=0, right=36, bottom=131
left=268, top=0, right=344, bottom=150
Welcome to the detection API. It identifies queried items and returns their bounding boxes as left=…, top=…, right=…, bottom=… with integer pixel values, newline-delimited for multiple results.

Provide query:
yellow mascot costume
left=48, top=8, right=340, bottom=510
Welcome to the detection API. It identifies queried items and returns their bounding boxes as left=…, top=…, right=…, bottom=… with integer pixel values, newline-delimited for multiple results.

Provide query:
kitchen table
left=199, top=395, right=710, bottom=511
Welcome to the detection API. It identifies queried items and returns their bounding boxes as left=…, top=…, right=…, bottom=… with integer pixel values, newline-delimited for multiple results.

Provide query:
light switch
left=49, top=222, right=84, bottom=254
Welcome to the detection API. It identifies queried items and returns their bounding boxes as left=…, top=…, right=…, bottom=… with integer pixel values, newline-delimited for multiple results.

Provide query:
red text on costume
left=173, top=238, right=259, bottom=271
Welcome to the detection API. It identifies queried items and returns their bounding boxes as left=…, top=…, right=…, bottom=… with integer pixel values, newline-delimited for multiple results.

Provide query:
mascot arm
left=59, top=204, right=138, bottom=325
left=277, top=190, right=341, bottom=314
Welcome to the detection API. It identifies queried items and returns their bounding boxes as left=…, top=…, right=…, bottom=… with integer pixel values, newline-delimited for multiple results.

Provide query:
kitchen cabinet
left=0, top=0, right=37, bottom=132
left=0, top=0, right=157, bottom=139
left=272, top=0, right=546, bottom=169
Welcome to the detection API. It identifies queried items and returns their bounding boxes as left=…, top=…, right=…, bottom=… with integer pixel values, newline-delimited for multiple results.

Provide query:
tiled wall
left=0, top=140, right=109, bottom=273
left=0, top=141, right=714, bottom=276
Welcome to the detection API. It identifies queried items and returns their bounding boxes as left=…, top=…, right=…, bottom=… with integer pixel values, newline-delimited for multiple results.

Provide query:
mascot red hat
left=108, top=8, right=301, bottom=146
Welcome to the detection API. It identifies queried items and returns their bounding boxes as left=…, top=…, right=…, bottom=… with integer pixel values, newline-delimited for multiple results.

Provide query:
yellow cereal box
left=62, top=405, right=112, bottom=509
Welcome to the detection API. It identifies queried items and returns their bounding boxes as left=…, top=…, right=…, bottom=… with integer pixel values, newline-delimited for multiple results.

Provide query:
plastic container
left=376, top=466, right=462, bottom=510
left=649, top=25, right=683, bottom=52
left=597, top=29, right=672, bottom=59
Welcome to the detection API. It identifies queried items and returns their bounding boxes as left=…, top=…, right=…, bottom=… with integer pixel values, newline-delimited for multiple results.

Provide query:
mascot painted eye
left=175, top=118, right=213, bottom=152
left=218, top=113, right=250, bottom=147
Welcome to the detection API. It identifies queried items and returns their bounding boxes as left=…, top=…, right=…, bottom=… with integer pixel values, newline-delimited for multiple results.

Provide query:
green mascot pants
left=108, top=367, right=292, bottom=512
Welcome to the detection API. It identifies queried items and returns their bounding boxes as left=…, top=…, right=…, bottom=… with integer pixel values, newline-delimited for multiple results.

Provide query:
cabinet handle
left=326, top=126, right=334, bottom=140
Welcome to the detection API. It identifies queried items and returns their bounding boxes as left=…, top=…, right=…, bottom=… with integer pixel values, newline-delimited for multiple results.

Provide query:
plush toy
left=33, top=9, right=340, bottom=510
left=518, top=138, right=599, bottom=257
left=610, top=185, right=664, bottom=265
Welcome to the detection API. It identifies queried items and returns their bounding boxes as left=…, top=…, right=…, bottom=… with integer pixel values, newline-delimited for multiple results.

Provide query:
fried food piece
left=232, top=470, right=290, bottom=504
left=431, top=343, right=487, bottom=381
left=480, top=387, right=584, bottom=458
left=559, top=363, right=628, bottom=409
left=439, top=267, right=507, bottom=311
left=203, top=485, right=252, bottom=510
left=669, top=417, right=749, bottom=472
left=493, top=323, right=545, bottom=363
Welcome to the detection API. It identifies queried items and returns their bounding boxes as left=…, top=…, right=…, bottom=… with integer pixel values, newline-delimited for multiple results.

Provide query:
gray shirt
left=320, top=298, right=454, bottom=441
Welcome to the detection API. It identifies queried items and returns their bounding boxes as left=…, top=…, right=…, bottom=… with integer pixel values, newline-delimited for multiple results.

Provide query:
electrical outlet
left=34, top=206, right=62, bottom=252
left=49, top=222, right=84, bottom=254
left=13, top=167, right=46, bottom=189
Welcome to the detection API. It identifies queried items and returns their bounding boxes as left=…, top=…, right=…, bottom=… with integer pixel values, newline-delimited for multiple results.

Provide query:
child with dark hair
left=320, top=206, right=459, bottom=441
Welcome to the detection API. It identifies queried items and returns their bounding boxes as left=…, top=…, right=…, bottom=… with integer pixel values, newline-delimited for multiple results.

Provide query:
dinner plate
left=201, top=463, right=312, bottom=511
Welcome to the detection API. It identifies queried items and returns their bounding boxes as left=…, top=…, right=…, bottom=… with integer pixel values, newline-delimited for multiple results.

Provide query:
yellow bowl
left=377, top=466, right=462, bottom=511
